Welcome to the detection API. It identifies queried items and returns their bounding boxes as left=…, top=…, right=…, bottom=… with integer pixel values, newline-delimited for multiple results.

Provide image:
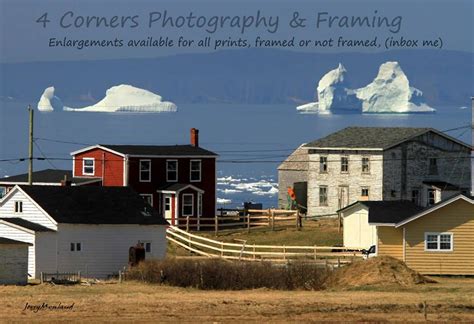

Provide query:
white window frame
left=139, top=159, right=151, bottom=182
left=14, top=201, right=23, bottom=213
left=182, top=193, right=194, bottom=216
left=140, top=194, right=153, bottom=207
left=424, top=232, right=453, bottom=252
left=0, top=187, right=6, bottom=199
left=190, top=160, right=202, bottom=182
left=83, top=158, right=95, bottom=176
left=166, top=160, right=178, bottom=182
left=70, top=242, right=83, bottom=252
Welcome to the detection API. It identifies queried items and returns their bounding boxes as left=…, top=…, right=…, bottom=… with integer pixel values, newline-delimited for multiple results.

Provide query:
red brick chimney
left=190, top=128, right=199, bottom=147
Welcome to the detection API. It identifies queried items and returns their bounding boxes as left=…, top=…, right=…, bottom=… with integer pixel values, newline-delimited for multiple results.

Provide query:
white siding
left=53, top=224, right=167, bottom=278
left=0, top=188, right=57, bottom=230
left=343, top=205, right=377, bottom=249
left=0, top=244, right=29, bottom=285
left=35, top=232, right=58, bottom=275
left=0, top=223, right=36, bottom=277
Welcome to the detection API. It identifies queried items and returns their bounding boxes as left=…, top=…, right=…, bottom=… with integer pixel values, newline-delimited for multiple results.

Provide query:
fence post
left=337, top=257, right=341, bottom=268
left=214, top=214, right=218, bottom=236
left=186, top=216, right=190, bottom=233
left=221, top=242, right=224, bottom=257
left=296, top=209, right=302, bottom=230
left=271, top=210, right=275, bottom=231
left=247, top=214, right=250, bottom=233
left=283, top=245, right=286, bottom=261
left=253, top=244, right=256, bottom=260
left=314, top=245, right=317, bottom=260
left=40, top=272, right=43, bottom=284
left=78, top=271, right=81, bottom=283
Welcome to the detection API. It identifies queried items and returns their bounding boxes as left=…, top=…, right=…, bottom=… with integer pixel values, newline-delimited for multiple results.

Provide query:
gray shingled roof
left=304, top=127, right=431, bottom=149
left=101, top=144, right=217, bottom=156
left=278, top=144, right=308, bottom=171
left=0, top=169, right=101, bottom=185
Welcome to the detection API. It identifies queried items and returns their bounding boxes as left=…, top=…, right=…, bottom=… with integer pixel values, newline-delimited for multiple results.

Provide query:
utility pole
left=28, top=105, right=34, bottom=185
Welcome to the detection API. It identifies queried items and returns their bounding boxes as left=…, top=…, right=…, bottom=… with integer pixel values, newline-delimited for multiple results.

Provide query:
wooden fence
left=174, top=209, right=301, bottom=234
left=166, top=226, right=363, bottom=265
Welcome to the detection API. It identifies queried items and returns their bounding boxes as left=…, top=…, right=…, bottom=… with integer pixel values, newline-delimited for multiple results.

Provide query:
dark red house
left=70, top=129, right=217, bottom=226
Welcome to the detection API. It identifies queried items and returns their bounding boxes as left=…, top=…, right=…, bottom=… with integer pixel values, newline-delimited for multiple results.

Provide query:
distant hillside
left=0, top=49, right=472, bottom=106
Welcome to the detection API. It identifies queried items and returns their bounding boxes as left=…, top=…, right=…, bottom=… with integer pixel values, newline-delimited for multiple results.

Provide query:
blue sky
left=0, top=0, right=472, bottom=63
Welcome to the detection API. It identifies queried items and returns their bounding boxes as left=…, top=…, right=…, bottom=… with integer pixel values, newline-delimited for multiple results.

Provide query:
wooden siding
left=0, top=188, right=57, bottom=230
left=53, top=224, right=167, bottom=278
left=377, top=226, right=403, bottom=260
left=403, top=199, right=474, bottom=275
left=343, top=205, right=377, bottom=249
left=74, top=149, right=124, bottom=186
left=0, top=223, right=35, bottom=277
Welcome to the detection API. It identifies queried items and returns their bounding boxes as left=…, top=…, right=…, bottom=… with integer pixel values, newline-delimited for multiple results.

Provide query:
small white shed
left=0, top=237, right=32, bottom=285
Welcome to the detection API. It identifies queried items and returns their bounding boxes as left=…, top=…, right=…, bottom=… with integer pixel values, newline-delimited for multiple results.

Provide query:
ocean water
left=0, top=102, right=471, bottom=208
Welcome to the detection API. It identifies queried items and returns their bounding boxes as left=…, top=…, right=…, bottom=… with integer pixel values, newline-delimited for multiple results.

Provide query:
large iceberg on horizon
left=297, top=61, right=434, bottom=114
left=356, top=62, right=435, bottom=113
left=63, top=85, right=177, bottom=113
left=297, top=63, right=360, bottom=113
left=37, top=86, right=63, bottom=112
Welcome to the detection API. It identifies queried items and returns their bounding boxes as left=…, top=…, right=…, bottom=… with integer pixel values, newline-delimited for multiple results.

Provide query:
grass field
left=0, top=277, right=473, bottom=322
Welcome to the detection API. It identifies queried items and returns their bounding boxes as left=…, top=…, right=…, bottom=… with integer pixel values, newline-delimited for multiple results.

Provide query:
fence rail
left=166, top=226, right=363, bottom=264
left=40, top=271, right=81, bottom=284
left=173, top=208, right=302, bottom=234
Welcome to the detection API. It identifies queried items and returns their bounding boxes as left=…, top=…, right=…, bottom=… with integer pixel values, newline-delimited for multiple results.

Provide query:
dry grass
left=0, top=277, right=473, bottom=322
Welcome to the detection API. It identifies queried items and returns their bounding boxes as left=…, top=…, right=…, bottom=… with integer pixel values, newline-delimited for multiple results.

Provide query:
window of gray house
left=319, top=186, right=328, bottom=206
left=361, top=187, right=369, bottom=198
left=362, top=157, right=370, bottom=173
left=341, top=156, right=349, bottom=173
left=428, top=158, right=438, bottom=175
left=319, top=156, right=328, bottom=173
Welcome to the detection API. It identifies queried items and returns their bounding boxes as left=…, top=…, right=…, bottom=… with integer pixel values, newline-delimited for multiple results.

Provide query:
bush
left=125, top=258, right=329, bottom=290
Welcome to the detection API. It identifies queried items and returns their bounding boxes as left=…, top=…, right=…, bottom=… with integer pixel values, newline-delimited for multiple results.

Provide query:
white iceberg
left=64, top=84, right=177, bottom=113
left=356, top=62, right=435, bottom=113
left=296, top=63, right=361, bottom=113
left=37, top=86, right=63, bottom=112
left=297, top=61, right=434, bottom=114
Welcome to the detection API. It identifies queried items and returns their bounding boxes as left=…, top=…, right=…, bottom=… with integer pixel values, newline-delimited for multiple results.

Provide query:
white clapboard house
left=0, top=185, right=168, bottom=279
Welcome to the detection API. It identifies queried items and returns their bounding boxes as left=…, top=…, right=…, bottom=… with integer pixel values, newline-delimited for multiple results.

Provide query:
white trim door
left=163, top=194, right=173, bottom=224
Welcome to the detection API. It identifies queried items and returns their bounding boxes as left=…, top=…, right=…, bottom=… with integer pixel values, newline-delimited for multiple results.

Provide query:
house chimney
left=190, top=128, right=199, bottom=147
